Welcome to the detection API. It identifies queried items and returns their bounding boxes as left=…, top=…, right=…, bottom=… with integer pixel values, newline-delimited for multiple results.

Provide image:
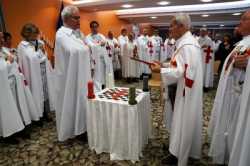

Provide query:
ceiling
left=70, top=0, right=250, bottom=28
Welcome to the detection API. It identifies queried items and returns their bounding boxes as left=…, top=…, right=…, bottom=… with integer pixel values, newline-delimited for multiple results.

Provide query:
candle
left=143, top=76, right=149, bottom=92
left=129, top=87, right=137, bottom=105
left=87, top=81, right=95, bottom=99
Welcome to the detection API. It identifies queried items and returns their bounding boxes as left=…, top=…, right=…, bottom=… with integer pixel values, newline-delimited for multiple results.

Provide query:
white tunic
left=198, top=36, right=214, bottom=88
left=229, top=37, right=250, bottom=166
left=161, top=38, right=175, bottom=62
left=122, top=40, right=140, bottom=78
left=137, top=35, right=151, bottom=74
left=152, top=35, right=163, bottom=61
left=86, top=33, right=114, bottom=92
left=209, top=35, right=250, bottom=164
left=118, top=35, right=129, bottom=78
left=2, top=48, right=40, bottom=124
left=161, top=31, right=203, bottom=166
left=54, top=26, right=92, bottom=141
left=0, top=52, right=24, bottom=137
left=17, top=41, right=55, bottom=117
left=106, top=38, right=121, bottom=70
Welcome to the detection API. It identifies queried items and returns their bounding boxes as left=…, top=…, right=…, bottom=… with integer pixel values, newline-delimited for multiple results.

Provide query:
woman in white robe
left=0, top=33, right=24, bottom=139
left=17, top=23, right=54, bottom=121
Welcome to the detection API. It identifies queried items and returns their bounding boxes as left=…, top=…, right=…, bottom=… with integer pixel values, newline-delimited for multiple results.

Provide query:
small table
left=86, top=87, right=152, bottom=161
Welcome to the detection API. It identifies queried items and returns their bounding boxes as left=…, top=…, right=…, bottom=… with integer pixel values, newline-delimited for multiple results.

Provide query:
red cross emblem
left=147, top=41, right=153, bottom=56
left=183, top=64, right=194, bottom=96
left=204, top=46, right=213, bottom=64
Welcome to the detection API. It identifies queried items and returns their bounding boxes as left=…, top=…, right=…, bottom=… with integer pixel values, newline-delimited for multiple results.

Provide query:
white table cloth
left=86, top=87, right=152, bottom=161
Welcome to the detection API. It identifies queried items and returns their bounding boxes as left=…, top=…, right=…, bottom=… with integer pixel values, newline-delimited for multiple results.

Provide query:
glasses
left=71, top=16, right=80, bottom=20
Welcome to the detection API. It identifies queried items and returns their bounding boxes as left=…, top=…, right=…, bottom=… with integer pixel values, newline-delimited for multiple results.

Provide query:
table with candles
left=86, top=80, right=152, bottom=161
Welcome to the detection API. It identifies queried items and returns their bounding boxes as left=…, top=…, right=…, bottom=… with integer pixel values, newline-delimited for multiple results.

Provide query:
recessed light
left=157, top=1, right=170, bottom=6
left=232, top=13, right=241, bottom=16
left=150, top=16, right=158, bottom=19
left=121, top=4, right=133, bottom=8
left=200, top=0, right=213, bottom=2
left=220, top=24, right=224, bottom=27
left=203, top=24, right=207, bottom=27
left=201, top=14, right=209, bottom=17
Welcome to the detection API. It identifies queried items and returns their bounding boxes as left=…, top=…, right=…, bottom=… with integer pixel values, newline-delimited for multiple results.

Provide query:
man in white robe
left=122, top=33, right=140, bottom=81
left=198, top=28, right=215, bottom=90
left=118, top=28, right=128, bottom=79
left=162, top=37, right=176, bottom=62
left=106, top=31, right=121, bottom=79
left=137, top=28, right=151, bottom=78
left=208, top=10, right=250, bottom=165
left=86, top=21, right=114, bottom=91
left=151, top=13, right=203, bottom=166
left=152, top=29, right=163, bottom=61
left=228, top=12, right=250, bottom=166
left=0, top=32, right=24, bottom=143
left=17, top=24, right=54, bottom=122
left=54, top=6, right=91, bottom=141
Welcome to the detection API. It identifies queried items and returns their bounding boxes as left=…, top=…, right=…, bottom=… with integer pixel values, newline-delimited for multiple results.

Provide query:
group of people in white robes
left=0, top=24, right=54, bottom=143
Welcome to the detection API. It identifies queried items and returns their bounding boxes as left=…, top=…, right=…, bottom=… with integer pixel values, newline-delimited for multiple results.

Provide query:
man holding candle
left=151, top=13, right=203, bottom=166
left=54, top=5, right=91, bottom=142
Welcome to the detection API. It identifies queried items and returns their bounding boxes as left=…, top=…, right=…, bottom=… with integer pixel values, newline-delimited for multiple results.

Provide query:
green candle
left=129, top=87, right=137, bottom=105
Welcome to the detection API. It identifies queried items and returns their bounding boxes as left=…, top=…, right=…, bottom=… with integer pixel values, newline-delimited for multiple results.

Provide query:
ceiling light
left=200, top=0, right=213, bottom=2
left=232, top=13, right=241, bottom=16
left=201, top=14, right=209, bottom=17
left=150, top=16, right=158, bottom=19
left=220, top=24, right=224, bottom=27
left=157, top=1, right=170, bottom=6
left=121, top=4, right=133, bottom=8
left=203, top=25, right=207, bottom=27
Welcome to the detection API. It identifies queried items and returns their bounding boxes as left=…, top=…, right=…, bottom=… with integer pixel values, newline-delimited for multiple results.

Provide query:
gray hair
left=173, top=13, right=191, bottom=29
left=61, top=5, right=79, bottom=22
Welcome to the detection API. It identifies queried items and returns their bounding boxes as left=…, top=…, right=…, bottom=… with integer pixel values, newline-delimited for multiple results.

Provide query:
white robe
left=86, top=33, right=114, bottom=92
left=122, top=40, right=140, bottom=78
left=17, top=41, right=55, bottom=117
left=152, top=35, right=163, bottom=61
left=209, top=35, right=250, bottom=164
left=106, top=38, right=121, bottom=71
left=161, top=38, right=176, bottom=62
left=0, top=53, right=24, bottom=137
left=2, top=48, right=40, bottom=124
left=54, top=26, right=92, bottom=141
left=161, top=31, right=203, bottom=166
left=118, top=35, right=129, bottom=78
left=198, top=36, right=214, bottom=88
left=137, top=35, right=151, bottom=74
left=229, top=38, right=250, bottom=166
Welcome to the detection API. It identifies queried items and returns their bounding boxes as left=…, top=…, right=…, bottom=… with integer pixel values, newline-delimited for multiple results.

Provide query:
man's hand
left=100, top=41, right=106, bottom=47
left=7, top=54, right=14, bottom=63
left=234, top=55, right=249, bottom=69
left=150, top=62, right=161, bottom=73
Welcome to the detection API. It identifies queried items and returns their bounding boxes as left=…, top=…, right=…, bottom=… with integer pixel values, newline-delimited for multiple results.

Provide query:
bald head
left=238, top=10, right=250, bottom=36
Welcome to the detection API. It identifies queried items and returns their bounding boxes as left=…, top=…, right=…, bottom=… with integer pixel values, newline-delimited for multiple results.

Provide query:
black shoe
left=3, top=136, right=19, bottom=144
left=162, top=153, right=178, bottom=165
left=76, top=132, right=88, bottom=143
left=203, top=87, right=209, bottom=92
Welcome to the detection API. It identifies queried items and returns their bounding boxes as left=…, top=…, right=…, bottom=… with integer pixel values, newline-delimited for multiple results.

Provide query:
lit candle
left=87, top=81, right=95, bottom=99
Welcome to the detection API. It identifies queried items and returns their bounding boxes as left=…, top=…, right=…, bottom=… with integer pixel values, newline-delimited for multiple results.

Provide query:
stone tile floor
left=0, top=80, right=218, bottom=166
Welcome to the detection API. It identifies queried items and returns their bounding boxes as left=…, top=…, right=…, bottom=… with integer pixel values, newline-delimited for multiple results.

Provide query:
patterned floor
left=0, top=80, right=218, bottom=166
